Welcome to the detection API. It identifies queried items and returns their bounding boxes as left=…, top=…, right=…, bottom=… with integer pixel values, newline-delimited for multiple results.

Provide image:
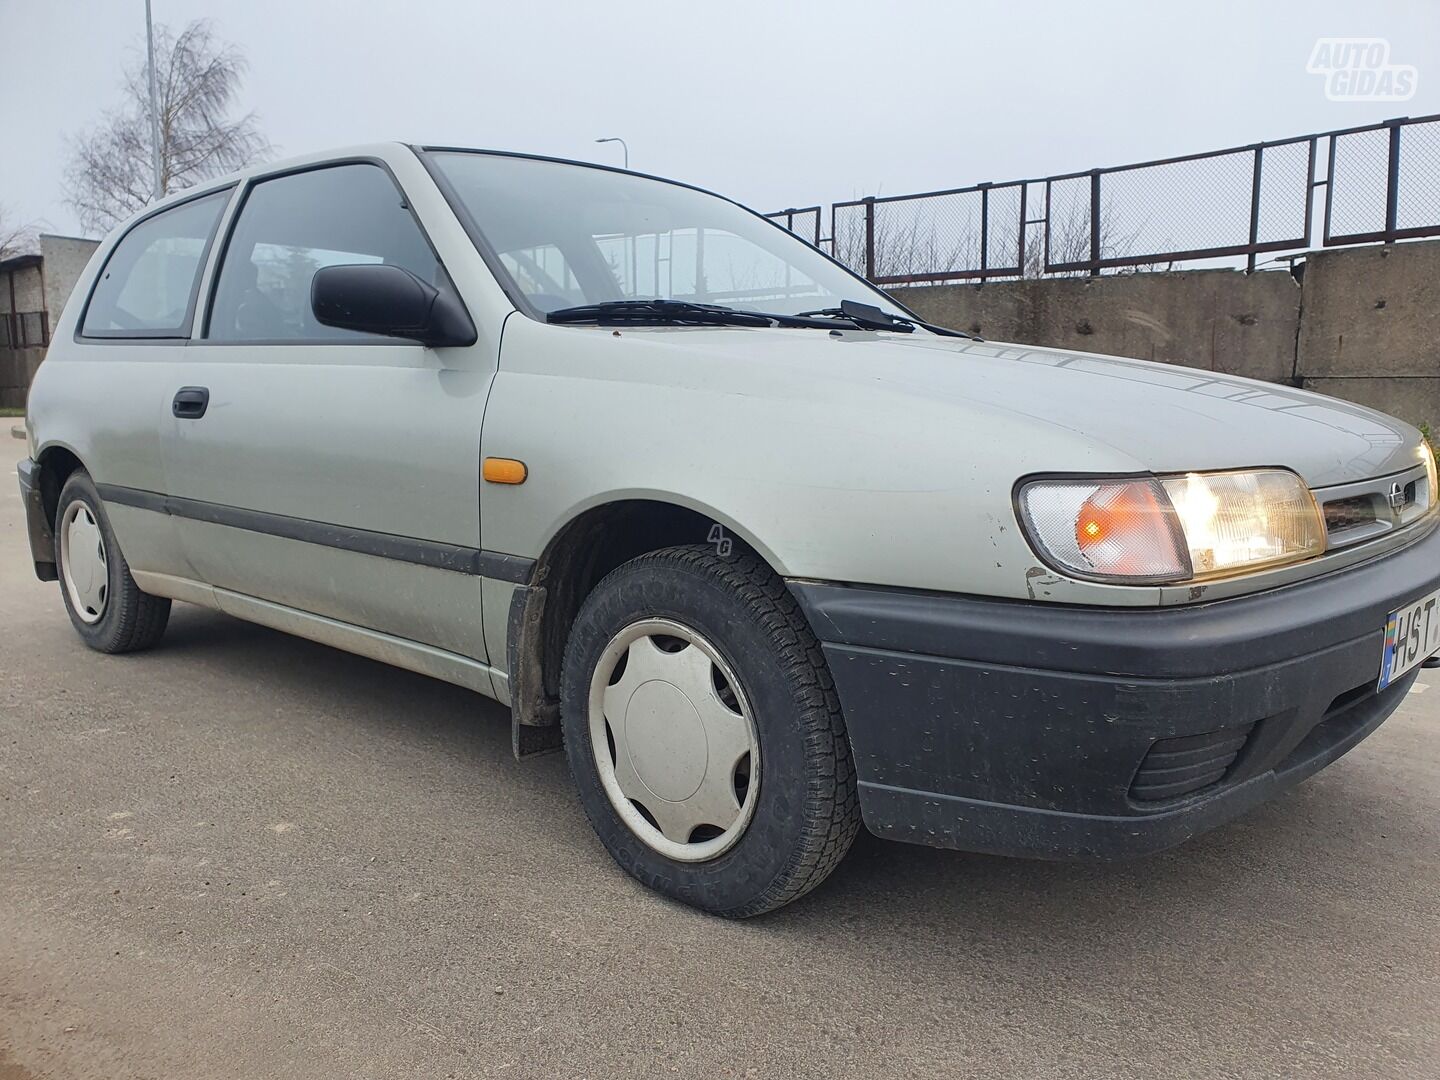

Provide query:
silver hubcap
left=588, top=618, right=760, bottom=862
left=60, top=501, right=109, bottom=624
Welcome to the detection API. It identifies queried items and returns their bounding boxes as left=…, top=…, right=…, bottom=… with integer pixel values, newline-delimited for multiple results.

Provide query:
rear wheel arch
left=36, top=444, right=87, bottom=530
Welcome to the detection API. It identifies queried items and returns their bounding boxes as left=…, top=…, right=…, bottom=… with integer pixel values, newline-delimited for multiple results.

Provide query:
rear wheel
left=560, top=545, right=860, bottom=917
left=56, top=471, right=170, bottom=653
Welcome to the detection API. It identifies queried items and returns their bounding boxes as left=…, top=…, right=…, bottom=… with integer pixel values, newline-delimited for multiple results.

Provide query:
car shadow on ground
left=147, top=603, right=1419, bottom=949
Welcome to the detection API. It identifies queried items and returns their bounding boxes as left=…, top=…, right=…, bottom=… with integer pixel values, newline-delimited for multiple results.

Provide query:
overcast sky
left=1, top=0, right=1436, bottom=239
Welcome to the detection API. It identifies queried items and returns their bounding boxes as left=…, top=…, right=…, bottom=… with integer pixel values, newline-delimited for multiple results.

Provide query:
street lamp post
left=145, top=0, right=164, bottom=200
left=594, top=137, right=629, bottom=170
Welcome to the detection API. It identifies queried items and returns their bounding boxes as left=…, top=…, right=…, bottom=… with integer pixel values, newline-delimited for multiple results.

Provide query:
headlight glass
left=1159, top=470, right=1325, bottom=577
left=1017, top=469, right=1324, bottom=584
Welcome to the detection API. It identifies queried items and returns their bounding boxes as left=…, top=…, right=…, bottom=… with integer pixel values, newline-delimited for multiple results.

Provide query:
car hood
left=626, top=327, right=1421, bottom=489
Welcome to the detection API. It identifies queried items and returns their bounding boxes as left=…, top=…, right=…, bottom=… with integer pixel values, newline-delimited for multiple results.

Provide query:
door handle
left=172, top=386, right=210, bottom=419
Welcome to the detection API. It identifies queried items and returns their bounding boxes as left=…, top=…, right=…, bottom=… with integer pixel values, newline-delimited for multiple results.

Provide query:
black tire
left=560, top=544, right=860, bottom=917
left=55, top=471, right=171, bottom=654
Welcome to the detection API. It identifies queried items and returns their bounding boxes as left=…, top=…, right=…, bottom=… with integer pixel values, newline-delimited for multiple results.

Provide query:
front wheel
left=560, top=545, right=860, bottom=917
left=55, top=471, right=171, bottom=653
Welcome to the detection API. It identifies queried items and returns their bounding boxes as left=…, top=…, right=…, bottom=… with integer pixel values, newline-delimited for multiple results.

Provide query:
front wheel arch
left=507, top=497, right=786, bottom=753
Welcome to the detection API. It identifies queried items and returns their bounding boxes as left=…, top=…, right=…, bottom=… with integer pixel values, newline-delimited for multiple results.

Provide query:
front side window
left=427, top=152, right=906, bottom=319
left=80, top=190, right=230, bottom=338
left=207, top=164, right=445, bottom=343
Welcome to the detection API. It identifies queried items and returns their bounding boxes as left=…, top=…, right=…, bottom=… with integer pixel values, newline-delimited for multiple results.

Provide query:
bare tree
left=1021, top=195, right=1154, bottom=278
left=830, top=190, right=1156, bottom=283
left=64, top=20, right=270, bottom=234
left=0, top=204, right=38, bottom=261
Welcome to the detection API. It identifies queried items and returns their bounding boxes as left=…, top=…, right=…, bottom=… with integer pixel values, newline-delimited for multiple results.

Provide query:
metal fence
left=0, top=310, right=48, bottom=349
left=766, top=114, right=1440, bottom=283
left=763, top=205, right=824, bottom=249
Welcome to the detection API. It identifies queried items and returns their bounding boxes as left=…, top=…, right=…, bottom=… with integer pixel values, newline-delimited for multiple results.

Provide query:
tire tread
left=57, top=472, right=170, bottom=655
left=564, top=544, right=860, bottom=917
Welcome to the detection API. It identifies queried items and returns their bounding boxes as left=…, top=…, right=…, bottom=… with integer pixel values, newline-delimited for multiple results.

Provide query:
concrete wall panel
left=1296, top=242, right=1440, bottom=379
left=894, top=269, right=1301, bottom=383
left=891, top=238, right=1440, bottom=429
left=40, top=235, right=101, bottom=335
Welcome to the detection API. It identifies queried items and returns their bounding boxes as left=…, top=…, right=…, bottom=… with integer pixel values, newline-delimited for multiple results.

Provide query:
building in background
left=1, top=234, right=100, bottom=408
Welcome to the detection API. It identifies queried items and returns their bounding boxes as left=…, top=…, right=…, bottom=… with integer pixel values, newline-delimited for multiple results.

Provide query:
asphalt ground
left=2, top=437, right=1437, bottom=1079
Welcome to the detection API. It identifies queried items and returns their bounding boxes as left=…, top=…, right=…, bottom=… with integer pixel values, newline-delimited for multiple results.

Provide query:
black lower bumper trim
left=855, top=669, right=1410, bottom=858
left=17, top=458, right=57, bottom=582
left=792, top=522, right=1440, bottom=858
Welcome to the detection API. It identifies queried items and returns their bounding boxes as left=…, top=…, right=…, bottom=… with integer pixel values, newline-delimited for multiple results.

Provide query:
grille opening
left=1323, top=495, right=1377, bottom=534
left=1324, top=680, right=1374, bottom=720
left=1130, top=722, right=1256, bottom=803
left=1279, top=679, right=1380, bottom=771
left=1320, top=466, right=1432, bottom=548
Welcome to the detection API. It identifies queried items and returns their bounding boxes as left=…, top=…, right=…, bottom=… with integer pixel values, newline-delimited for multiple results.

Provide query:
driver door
left=160, top=161, right=494, bottom=668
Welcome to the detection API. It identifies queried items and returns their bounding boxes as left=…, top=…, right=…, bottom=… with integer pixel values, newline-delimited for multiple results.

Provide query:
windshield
left=426, top=151, right=908, bottom=320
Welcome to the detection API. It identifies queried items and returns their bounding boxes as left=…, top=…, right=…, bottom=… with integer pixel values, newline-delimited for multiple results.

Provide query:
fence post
left=1303, top=136, right=1318, bottom=249
left=1383, top=118, right=1402, bottom=243
left=1247, top=145, right=1264, bottom=272
left=1088, top=169, right=1101, bottom=277
left=978, top=183, right=990, bottom=279
left=1017, top=183, right=1028, bottom=277
left=863, top=197, right=876, bottom=281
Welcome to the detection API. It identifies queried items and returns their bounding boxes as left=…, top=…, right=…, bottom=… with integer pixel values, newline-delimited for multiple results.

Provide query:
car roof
left=135, top=142, right=721, bottom=222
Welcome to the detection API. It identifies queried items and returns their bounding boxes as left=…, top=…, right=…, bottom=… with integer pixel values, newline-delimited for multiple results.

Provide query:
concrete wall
left=0, top=263, right=44, bottom=315
left=0, top=235, right=99, bottom=410
left=896, top=270, right=1302, bottom=383
left=891, top=237, right=1440, bottom=430
left=40, top=234, right=101, bottom=335
left=1294, top=241, right=1440, bottom=427
left=0, top=347, right=45, bottom=409
left=1, top=262, right=47, bottom=410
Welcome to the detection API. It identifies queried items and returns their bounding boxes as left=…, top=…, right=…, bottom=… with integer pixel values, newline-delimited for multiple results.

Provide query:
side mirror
left=311, top=263, right=476, bottom=347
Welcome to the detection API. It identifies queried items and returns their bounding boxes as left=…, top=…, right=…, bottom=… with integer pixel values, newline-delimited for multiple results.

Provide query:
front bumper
left=791, top=518, right=1440, bottom=859
left=17, top=457, right=58, bottom=582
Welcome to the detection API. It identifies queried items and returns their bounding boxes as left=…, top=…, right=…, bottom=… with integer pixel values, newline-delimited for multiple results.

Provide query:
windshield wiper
left=547, top=299, right=769, bottom=327
left=797, top=299, right=983, bottom=340
left=546, top=299, right=844, bottom=329
left=543, top=297, right=977, bottom=337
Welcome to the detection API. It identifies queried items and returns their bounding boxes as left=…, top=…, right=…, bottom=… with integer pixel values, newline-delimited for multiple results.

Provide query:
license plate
left=1379, top=587, right=1440, bottom=690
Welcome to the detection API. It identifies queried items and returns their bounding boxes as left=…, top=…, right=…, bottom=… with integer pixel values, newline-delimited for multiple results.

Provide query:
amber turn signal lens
left=1072, top=481, right=1185, bottom=578
left=1076, top=502, right=1112, bottom=548
left=483, top=457, right=528, bottom=484
left=1018, top=477, right=1190, bottom=583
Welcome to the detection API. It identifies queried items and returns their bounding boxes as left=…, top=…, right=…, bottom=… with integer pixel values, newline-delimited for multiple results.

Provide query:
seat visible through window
left=207, top=163, right=447, bottom=343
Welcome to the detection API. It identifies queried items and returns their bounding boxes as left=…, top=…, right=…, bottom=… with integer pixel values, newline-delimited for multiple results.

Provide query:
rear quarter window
left=80, top=189, right=231, bottom=338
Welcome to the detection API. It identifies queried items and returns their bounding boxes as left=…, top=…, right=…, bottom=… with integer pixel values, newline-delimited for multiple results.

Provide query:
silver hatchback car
left=19, top=144, right=1440, bottom=915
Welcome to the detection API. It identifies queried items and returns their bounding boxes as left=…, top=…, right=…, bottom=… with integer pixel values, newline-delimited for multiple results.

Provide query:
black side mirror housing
left=311, top=263, right=477, bottom=347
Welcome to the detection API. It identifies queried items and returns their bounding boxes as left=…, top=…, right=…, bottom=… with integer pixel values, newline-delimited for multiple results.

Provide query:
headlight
left=1017, top=469, right=1325, bottom=584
